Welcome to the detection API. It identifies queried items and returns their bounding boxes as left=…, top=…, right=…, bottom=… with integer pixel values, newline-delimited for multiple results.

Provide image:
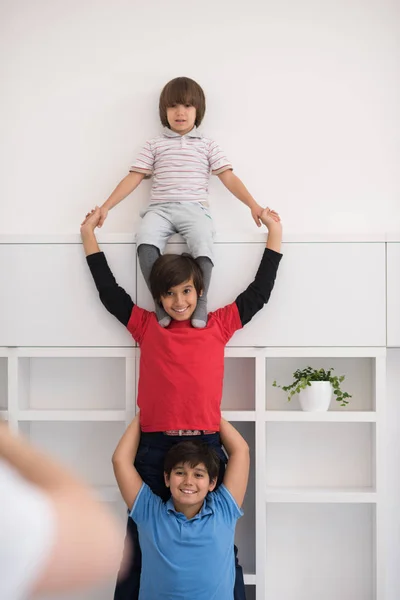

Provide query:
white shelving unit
left=0, top=237, right=390, bottom=600
left=0, top=344, right=386, bottom=600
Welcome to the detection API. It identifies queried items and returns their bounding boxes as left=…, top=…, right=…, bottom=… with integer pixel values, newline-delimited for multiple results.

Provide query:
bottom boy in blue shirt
left=112, top=415, right=250, bottom=600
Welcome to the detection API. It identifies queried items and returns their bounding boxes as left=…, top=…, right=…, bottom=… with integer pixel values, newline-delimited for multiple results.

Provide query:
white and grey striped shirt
left=129, top=127, right=232, bottom=203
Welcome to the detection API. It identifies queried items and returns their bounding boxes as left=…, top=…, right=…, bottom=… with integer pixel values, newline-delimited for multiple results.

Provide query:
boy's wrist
left=81, top=227, right=95, bottom=239
left=248, top=199, right=259, bottom=210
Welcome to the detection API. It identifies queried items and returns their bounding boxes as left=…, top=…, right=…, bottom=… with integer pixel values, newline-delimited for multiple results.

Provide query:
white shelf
left=264, top=411, right=377, bottom=422
left=15, top=347, right=137, bottom=358
left=0, top=232, right=388, bottom=244
left=17, top=410, right=127, bottom=422
left=243, top=574, right=256, bottom=585
left=225, top=346, right=386, bottom=357
left=266, top=487, right=377, bottom=503
left=223, top=410, right=255, bottom=421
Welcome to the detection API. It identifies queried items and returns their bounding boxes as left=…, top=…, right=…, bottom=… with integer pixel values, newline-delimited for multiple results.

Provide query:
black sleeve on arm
left=86, top=252, right=134, bottom=327
left=235, top=248, right=282, bottom=326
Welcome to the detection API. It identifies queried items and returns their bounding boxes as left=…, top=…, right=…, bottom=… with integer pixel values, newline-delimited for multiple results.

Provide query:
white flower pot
left=298, top=381, right=333, bottom=412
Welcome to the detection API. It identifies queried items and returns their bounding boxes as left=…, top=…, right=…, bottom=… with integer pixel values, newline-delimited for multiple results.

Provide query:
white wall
left=1, top=0, right=399, bottom=235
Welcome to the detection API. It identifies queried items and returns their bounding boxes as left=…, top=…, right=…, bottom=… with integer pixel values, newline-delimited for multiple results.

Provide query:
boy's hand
left=80, top=207, right=102, bottom=235
left=261, top=208, right=282, bottom=252
left=250, top=203, right=264, bottom=227
left=98, top=206, right=108, bottom=228
left=260, top=207, right=281, bottom=229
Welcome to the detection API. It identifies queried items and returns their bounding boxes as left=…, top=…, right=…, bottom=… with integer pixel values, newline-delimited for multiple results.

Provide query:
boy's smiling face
left=166, top=103, right=196, bottom=135
left=164, top=461, right=217, bottom=517
left=160, top=278, right=200, bottom=321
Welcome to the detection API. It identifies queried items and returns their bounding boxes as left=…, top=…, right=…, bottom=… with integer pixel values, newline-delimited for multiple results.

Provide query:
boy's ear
left=208, top=477, right=217, bottom=492
left=199, top=289, right=203, bottom=297
left=164, top=472, right=170, bottom=488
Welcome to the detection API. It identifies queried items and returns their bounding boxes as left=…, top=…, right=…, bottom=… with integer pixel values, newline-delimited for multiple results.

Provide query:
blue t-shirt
left=130, top=482, right=243, bottom=600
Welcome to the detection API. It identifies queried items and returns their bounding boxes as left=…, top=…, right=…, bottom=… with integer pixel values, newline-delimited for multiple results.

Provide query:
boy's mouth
left=180, top=489, right=196, bottom=494
left=172, top=307, right=188, bottom=314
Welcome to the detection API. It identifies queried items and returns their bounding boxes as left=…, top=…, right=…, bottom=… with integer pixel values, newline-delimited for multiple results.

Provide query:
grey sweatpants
left=136, top=201, right=215, bottom=262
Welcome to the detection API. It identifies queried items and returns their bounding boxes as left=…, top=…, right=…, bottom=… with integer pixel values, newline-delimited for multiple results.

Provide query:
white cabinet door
left=0, top=244, right=136, bottom=346
left=387, top=243, right=400, bottom=347
left=137, top=242, right=386, bottom=346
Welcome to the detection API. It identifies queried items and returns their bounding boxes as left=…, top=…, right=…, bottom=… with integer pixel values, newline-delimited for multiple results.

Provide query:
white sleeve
left=0, top=462, right=55, bottom=600
left=207, top=140, right=233, bottom=175
left=129, top=140, right=154, bottom=176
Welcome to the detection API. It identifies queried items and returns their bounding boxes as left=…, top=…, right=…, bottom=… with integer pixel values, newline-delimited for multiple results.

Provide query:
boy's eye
left=195, top=473, right=204, bottom=478
left=166, top=291, right=174, bottom=296
left=185, top=103, right=192, bottom=108
left=183, top=288, right=191, bottom=294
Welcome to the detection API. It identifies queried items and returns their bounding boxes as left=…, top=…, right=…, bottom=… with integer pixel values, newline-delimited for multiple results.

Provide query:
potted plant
left=273, top=367, right=351, bottom=412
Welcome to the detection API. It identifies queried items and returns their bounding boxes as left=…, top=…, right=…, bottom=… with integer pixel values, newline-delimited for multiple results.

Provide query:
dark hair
left=149, top=253, right=204, bottom=301
left=159, top=77, right=206, bottom=128
left=164, top=440, right=220, bottom=482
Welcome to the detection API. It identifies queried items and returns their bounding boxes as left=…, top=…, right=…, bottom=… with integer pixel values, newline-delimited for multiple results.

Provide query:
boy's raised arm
left=98, top=171, right=145, bottom=228
left=220, top=418, right=250, bottom=508
left=81, top=207, right=102, bottom=257
left=235, top=207, right=283, bottom=327
left=112, top=414, right=143, bottom=511
left=80, top=207, right=134, bottom=326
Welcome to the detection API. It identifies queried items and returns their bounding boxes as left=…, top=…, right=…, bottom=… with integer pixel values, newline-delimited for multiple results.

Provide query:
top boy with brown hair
left=85, top=76, right=265, bottom=328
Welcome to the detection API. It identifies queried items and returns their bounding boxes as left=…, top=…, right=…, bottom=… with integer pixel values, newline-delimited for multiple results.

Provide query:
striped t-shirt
left=129, top=127, right=232, bottom=203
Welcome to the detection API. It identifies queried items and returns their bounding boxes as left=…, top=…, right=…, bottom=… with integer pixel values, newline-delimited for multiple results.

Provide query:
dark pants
left=113, top=431, right=246, bottom=600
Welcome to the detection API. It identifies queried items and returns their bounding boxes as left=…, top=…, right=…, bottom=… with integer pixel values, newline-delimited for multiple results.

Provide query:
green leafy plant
left=273, top=367, right=351, bottom=407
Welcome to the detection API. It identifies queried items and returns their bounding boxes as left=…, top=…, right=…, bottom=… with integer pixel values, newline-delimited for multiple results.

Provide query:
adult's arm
left=0, top=421, right=125, bottom=596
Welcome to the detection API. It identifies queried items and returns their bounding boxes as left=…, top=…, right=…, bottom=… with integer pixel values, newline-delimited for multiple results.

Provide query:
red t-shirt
left=127, top=303, right=242, bottom=431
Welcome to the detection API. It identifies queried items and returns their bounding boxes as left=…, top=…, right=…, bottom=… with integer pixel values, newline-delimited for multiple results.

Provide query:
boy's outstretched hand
left=260, top=207, right=282, bottom=253
left=80, top=207, right=101, bottom=256
left=260, top=207, right=281, bottom=227
left=250, top=203, right=264, bottom=227
left=81, top=207, right=102, bottom=233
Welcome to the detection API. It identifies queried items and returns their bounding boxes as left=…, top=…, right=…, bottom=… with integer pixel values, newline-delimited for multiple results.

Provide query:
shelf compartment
left=265, top=503, right=374, bottom=600
left=245, top=584, right=256, bottom=600
left=18, top=357, right=127, bottom=410
left=266, top=357, right=377, bottom=412
left=19, top=421, right=125, bottom=487
left=221, top=358, right=255, bottom=410
left=266, top=422, right=374, bottom=489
